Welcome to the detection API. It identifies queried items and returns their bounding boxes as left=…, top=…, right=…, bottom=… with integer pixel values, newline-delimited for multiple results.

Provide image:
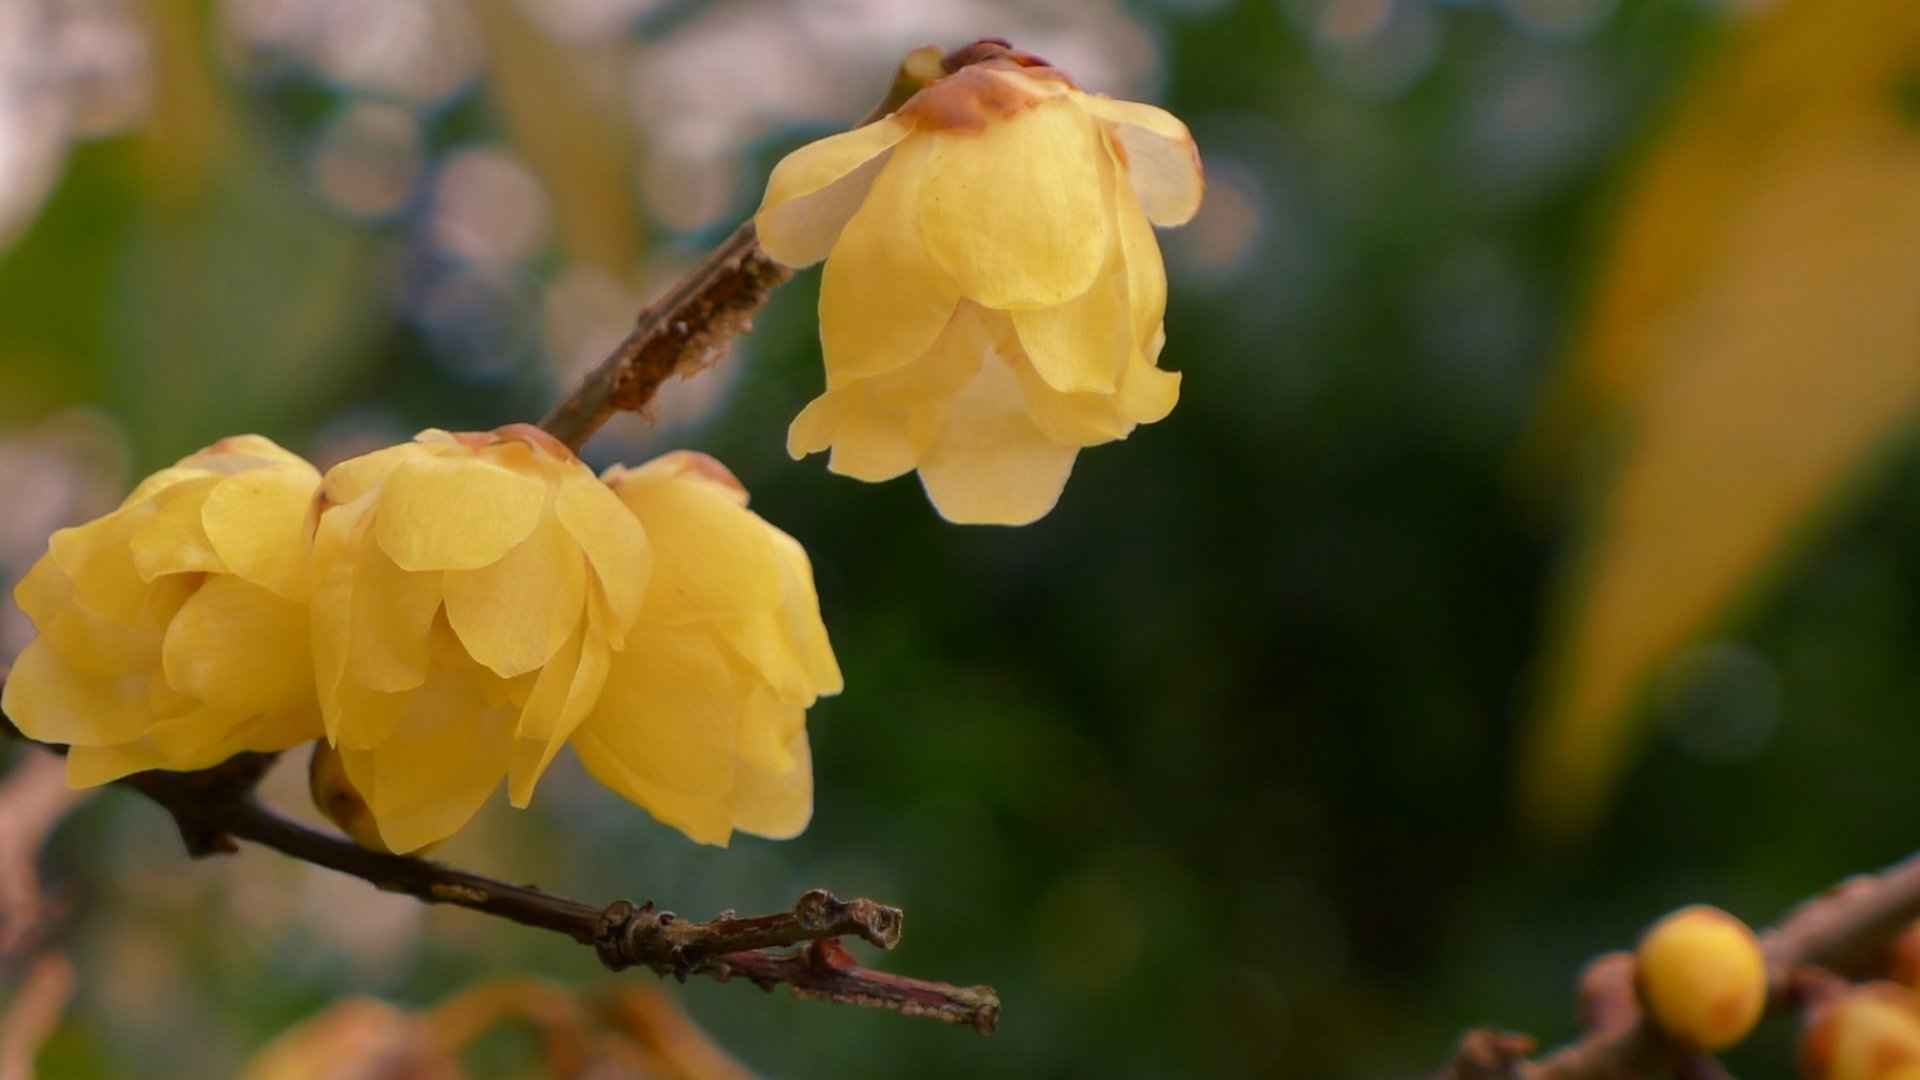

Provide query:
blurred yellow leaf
left=1521, top=0, right=1920, bottom=835
left=466, top=0, right=641, bottom=275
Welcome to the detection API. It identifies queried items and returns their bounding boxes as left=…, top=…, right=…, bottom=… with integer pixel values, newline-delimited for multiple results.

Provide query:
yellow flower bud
left=570, top=451, right=842, bottom=846
left=307, top=740, right=396, bottom=854
left=310, top=425, right=651, bottom=853
left=1633, top=904, right=1768, bottom=1051
left=1802, top=984, right=1920, bottom=1080
left=3, top=436, right=323, bottom=783
left=754, top=46, right=1203, bottom=525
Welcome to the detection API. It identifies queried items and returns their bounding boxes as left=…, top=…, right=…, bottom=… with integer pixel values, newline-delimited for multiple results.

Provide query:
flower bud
left=3, top=436, right=323, bottom=783
left=1802, top=983, right=1920, bottom=1079
left=1633, top=904, right=1767, bottom=1051
left=307, top=740, right=395, bottom=854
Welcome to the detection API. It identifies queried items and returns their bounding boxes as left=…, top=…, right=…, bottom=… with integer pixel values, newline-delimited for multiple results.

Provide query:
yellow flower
left=310, top=425, right=650, bottom=853
left=3, top=436, right=323, bottom=784
left=570, top=451, right=842, bottom=846
left=754, top=46, right=1203, bottom=525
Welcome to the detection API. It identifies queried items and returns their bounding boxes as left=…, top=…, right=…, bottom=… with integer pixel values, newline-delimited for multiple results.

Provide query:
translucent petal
left=373, top=456, right=546, bottom=572
left=789, top=304, right=988, bottom=479
left=1074, top=93, right=1205, bottom=227
left=553, top=473, right=649, bottom=649
left=1110, top=137, right=1169, bottom=343
left=15, top=557, right=162, bottom=678
left=612, top=469, right=782, bottom=623
left=47, top=512, right=154, bottom=625
left=202, top=465, right=321, bottom=599
left=917, top=97, right=1110, bottom=309
left=444, top=512, right=587, bottom=678
left=732, top=722, right=813, bottom=841
left=755, top=116, right=912, bottom=267
left=348, top=537, right=442, bottom=694
left=1116, top=330, right=1181, bottom=425
left=322, top=443, right=426, bottom=507
left=1010, top=243, right=1132, bottom=395
left=2, top=637, right=153, bottom=748
left=818, top=136, right=962, bottom=384
left=338, top=671, right=514, bottom=854
left=506, top=626, right=610, bottom=806
left=309, top=497, right=368, bottom=728
left=770, top=531, right=843, bottom=696
left=572, top=630, right=740, bottom=846
left=161, top=576, right=312, bottom=716
left=919, top=355, right=1080, bottom=526
left=1012, top=358, right=1132, bottom=446
left=66, top=743, right=163, bottom=786
left=128, top=477, right=227, bottom=582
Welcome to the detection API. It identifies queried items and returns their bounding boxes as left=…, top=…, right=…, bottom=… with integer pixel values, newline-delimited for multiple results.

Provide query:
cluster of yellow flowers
left=4, top=429, right=840, bottom=853
left=2, top=43, right=1201, bottom=854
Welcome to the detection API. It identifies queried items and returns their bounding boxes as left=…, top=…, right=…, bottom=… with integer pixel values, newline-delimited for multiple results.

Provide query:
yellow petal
left=2, top=637, right=153, bottom=749
left=321, top=443, right=428, bottom=507
left=506, top=626, right=610, bottom=806
left=1074, top=93, right=1205, bottom=227
left=917, top=97, right=1110, bottom=309
left=553, top=473, right=650, bottom=649
left=818, top=135, right=962, bottom=385
left=1010, top=241, right=1132, bottom=395
left=755, top=116, right=913, bottom=267
left=49, top=511, right=158, bottom=624
left=919, top=347, right=1080, bottom=526
left=309, top=497, right=367, bottom=729
left=789, top=303, right=988, bottom=480
left=373, top=455, right=546, bottom=572
left=1111, top=138, right=1169, bottom=343
left=183, top=434, right=311, bottom=472
left=15, top=556, right=162, bottom=678
left=732, top=722, right=813, bottom=841
left=1116, top=330, right=1181, bottom=425
left=572, top=630, right=741, bottom=846
left=338, top=671, right=514, bottom=854
left=347, top=533, right=443, bottom=695
left=444, top=512, right=587, bottom=678
left=124, top=464, right=216, bottom=509
left=202, top=465, right=321, bottom=599
left=772, top=530, right=842, bottom=696
left=612, top=467, right=782, bottom=622
left=66, top=743, right=163, bottom=786
left=128, top=477, right=227, bottom=582
left=161, top=576, right=312, bottom=716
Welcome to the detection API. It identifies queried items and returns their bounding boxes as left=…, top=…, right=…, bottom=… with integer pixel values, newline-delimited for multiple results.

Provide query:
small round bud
left=308, top=741, right=395, bottom=854
left=1633, top=904, right=1768, bottom=1051
left=1801, top=984, right=1920, bottom=1080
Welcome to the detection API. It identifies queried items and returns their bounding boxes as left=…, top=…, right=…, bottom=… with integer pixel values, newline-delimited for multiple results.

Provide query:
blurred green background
left=4, top=0, right=1920, bottom=1076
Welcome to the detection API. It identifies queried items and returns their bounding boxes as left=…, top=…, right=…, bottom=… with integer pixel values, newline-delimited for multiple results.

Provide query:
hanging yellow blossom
left=310, top=425, right=650, bottom=853
left=753, top=42, right=1203, bottom=525
left=3, top=436, right=323, bottom=785
left=570, top=451, right=842, bottom=846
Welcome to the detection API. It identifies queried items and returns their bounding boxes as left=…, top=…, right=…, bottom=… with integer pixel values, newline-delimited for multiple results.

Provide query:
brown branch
left=535, top=42, right=952, bottom=453
left=1434, top=848, right=1920, bottom=1078
left=538, top=221, right=791, bottom=452
left=0, top=953, right=74, bottom=1080
left=0, top=689, right=999, bottom=1032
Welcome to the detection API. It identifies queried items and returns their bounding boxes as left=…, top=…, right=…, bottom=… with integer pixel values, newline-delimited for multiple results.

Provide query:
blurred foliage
left=3, top=1, right=1920, bottom=1078
left=1524, top=0, right=1920, bottom=836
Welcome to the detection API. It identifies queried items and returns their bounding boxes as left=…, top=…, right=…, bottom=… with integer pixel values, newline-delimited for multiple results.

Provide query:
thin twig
left=1433, top=849, right=1920, bottom=1078
left=0, top=953, right=74, bottom=1080
left=535, top=42, right=955, bottom=453
left=0, top=689, right=1000, bottom=1031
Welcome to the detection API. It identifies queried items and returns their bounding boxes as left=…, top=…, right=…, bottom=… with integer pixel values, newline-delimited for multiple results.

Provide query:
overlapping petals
left=2, top=436, right=323, bottom=784
left=310, top=425, right=650, bottom=853
left=571, top=452, right=842, bottom=846
left=754, top=56, right=1203, bottom=525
